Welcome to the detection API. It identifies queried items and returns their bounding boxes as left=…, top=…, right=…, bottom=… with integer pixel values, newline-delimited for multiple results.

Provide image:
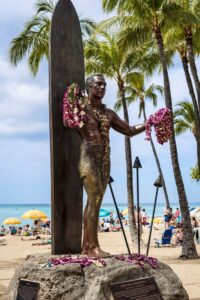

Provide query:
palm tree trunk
left=180, top=52, right=200, bottom=172
left=143, top=108, right=170, bottom=208
left=154, top=27, right=198, bottom=259
left=119, top=83, right=137, bottom=245
left=185, top=28, right=200, bottom=114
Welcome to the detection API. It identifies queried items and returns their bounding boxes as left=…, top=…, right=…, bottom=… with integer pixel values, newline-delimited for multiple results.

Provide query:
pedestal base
left=9, top=253, right=188, bottom=300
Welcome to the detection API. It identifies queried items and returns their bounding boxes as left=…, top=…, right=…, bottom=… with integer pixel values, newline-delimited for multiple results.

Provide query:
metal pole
left=109, top=178, right=131, bottom=255
left=146, top=187, right=159, bottom=257
left=133, top=157, right=142, bottom=254
left=136, top=168, right=140, bottom=254
left=146, top=175, right=162, bottom=257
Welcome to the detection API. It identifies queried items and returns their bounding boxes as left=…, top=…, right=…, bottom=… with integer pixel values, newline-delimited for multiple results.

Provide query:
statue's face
left=90, top=76, right=106, bottom=99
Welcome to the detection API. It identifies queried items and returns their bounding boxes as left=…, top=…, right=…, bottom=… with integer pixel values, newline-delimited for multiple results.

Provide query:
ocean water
left=0, top=202, right=200, bottom=227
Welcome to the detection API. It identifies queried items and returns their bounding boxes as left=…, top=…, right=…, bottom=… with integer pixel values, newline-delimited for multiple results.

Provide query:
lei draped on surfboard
left=63, top=83, right=110, bottom=180
left=145, top=108, right=172, bottom=145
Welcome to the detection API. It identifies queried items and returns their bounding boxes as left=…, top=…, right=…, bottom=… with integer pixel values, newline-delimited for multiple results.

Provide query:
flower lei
left=63, top=83, right=86, bottom=128
left=115, top=253, right=158, bottom=269
left=85, top=103, right=110, bottom=181
left=145, top=108, right=172, bottom=144
left=63, top=83, right=110, bottom=181
left=39, top=254, right=157, bottom=269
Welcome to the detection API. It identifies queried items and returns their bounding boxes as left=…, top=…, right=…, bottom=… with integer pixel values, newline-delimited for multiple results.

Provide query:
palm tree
left=164, top=30, right=200, bottom=172
left=174, top=100, right=200, bottom=181
left=9, top=0, right=96, bottom=75
left=174, top=101, right=196, bottom=137
left=102, top=0, right=198, bottom=258
left=115, top=74, right=170, bottom=208
left=177, top=0, right=200, bottom=114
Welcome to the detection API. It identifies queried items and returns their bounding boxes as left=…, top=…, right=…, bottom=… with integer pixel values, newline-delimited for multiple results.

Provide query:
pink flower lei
left=145, top=108, right=172, bottom=144
left=63, top=83, right=86, bottom=128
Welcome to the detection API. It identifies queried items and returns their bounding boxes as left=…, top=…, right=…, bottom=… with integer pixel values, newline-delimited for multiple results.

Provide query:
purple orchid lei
left=63, top=83, right=86, bottom=128
left=115, top=253, right=158, bottom=269
left=145, top=108, right=172, bottom=144
left=40, top=254, right=157, bottom=269
left=49, top=256, right=107, bottom=268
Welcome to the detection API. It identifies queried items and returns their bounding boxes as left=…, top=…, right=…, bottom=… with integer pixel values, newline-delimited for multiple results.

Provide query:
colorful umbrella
left=122, top=208, right=128, bottom=216
left=21, top=209, right=47, bottom=220
left=99, top=209, right=110, bottom=217
left=3, top=218, right=21, bottom=225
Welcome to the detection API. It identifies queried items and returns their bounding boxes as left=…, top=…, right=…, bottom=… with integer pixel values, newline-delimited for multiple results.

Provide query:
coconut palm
left=164, top=30, right=200, bottom=172
left=102, top=0, right=198, bottom=258
left=115, top=74, right=170, bottom=208
left=176, top=0, right=200, bottom=113
left=174, top=100, right=200, bottom=181
left=9, top=0, right=96, bottom=75
left=174, top=101, right=196, bottom=137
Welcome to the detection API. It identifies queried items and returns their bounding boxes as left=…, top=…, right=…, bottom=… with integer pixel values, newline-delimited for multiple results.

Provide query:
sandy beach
left=0, top=226, right=200, bottom=300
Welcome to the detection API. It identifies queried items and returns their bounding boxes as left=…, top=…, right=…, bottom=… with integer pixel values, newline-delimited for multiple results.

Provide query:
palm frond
left=80, top=18, right=97, bottom=38
left=36, top=0, right=55, bottom=14
left=114, top=99, right=123, bottom=112
left=174, top=119, right=192, bottom=135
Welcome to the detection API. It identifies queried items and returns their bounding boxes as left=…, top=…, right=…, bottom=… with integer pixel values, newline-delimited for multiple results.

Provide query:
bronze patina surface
left=78, top=74, right=145, bottom=257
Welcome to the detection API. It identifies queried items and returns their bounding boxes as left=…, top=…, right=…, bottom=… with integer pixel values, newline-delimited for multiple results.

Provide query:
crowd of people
left=0, top=219, right=51, bottom=246
left=97, top=206, right=200, bottom=248
left=157, top=206, right=200, bottom=246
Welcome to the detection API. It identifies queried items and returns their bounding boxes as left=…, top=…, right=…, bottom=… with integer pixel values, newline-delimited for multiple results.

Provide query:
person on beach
left=32, top=238, right=52, bottom=246
left=173, top=224, right=184, bottom=246
left=164, top=206, right=171, bottom=228
left=78, top=74, right=145, bottom=256
left=141, top=208, right=148, bottom=227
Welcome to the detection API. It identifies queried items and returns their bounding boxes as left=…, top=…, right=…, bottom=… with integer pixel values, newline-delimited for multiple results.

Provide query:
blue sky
left=0, top=0, right=199, bottom=205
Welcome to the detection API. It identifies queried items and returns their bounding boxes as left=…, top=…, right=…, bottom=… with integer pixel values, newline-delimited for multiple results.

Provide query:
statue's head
left=85, top=74, right=106, bottom=99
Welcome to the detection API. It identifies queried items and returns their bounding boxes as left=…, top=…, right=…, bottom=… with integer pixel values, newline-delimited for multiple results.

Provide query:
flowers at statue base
left=115, top=253, right=158, bottom=269
left=63, top=83, right=86, bottom=128
left=39, top=254, right=157, bottom=269
left=40, top=255, right=107, bottom=268
left=145, top=108, right=172, bottom=144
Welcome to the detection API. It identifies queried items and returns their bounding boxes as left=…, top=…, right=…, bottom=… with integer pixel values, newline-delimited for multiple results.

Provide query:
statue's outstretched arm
left=109, top=109, right=145, bottom=137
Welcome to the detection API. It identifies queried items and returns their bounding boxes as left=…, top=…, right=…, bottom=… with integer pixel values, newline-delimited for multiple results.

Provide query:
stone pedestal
left=9, top=254, right=188, bottom=300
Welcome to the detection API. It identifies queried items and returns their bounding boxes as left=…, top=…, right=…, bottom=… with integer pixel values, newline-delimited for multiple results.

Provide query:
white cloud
left=0, top=1, right=36, bottom=23
left=0, top=54, right=48, bottom=138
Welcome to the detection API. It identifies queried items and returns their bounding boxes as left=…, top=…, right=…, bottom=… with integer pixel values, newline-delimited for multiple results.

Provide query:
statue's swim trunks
left=79, top=142, right=110, bottom=191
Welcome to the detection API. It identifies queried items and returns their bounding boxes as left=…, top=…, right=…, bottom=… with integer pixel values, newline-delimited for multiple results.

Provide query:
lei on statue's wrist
left=145, top=108, right=172, bottom=144
left=63, top=83, right=86, bottom=128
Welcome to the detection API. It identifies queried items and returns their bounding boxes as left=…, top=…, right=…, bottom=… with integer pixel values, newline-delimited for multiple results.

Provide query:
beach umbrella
left=99, top=209, right=110, bottom=217
left=3, top=218, right=21, bottom=225
left=21, top=209, right=47, bottom=220
left=122, top=208, right=128, bottom=216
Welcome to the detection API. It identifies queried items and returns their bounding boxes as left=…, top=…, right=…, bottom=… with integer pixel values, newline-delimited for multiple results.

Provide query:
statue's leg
left=81, top=201, right=89, bottom=254
left=80, top=143, right=109, bottom=257
left=82, top=173, right=109, bottom=257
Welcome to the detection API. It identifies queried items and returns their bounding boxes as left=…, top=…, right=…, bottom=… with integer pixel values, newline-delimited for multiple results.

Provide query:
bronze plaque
left=16, top=279, right=40, bottom=300
left=110, top=276, right=163, bottom=300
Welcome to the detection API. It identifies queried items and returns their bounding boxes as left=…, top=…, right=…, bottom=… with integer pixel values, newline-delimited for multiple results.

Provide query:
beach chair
left=161, top=229, right=173, bottom=246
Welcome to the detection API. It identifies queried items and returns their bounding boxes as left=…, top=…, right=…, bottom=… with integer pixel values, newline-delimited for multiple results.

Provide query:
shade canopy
left=99, top=209, right=110, bottom=218
left=3, top=218, right=21, bottom=225
left=21, top=210, right=47, bottom=220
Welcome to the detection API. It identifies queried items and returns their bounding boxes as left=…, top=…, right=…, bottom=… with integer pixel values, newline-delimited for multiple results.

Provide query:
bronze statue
left=78, top=74, right=145, bottom=257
